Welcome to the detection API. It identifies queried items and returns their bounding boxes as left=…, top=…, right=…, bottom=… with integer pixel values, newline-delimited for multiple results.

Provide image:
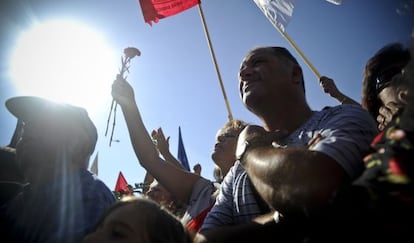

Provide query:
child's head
left=84, top=197, right=192, bottom=243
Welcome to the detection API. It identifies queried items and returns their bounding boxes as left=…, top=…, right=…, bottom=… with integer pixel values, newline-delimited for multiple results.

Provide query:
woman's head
left=144, top=180, right=186, bottom=218
left=211, top=119, right=247, bottom=176
left=362, top=43, right=411, bottom=121
left=84, top=197, right=191, bottom=243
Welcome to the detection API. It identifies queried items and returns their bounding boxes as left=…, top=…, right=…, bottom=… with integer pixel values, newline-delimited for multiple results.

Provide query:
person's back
left=3, top=96, right=115, bottom=243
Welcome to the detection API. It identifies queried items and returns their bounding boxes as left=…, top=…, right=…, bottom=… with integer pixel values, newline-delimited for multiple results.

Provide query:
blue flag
left=177, top=126, right=190, bottom=171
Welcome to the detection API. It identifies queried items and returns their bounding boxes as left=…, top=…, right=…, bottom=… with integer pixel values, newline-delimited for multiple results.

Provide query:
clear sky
left=0, top=0, right=413, bottom=192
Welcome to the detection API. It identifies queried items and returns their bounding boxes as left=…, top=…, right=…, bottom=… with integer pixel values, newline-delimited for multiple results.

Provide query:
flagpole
left=273, top=22, right=321, bottom=79
left=197, top=2, right=234, bottom=121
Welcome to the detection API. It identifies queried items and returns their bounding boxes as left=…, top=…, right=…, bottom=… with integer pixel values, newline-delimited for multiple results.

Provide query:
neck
left=259, top=102, right=313, bottom=132
left=220, top=162, right=234, bottom=177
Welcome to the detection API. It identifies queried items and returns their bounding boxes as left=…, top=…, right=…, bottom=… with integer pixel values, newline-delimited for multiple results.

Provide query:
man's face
left=238, top=48, right=293, bottom=112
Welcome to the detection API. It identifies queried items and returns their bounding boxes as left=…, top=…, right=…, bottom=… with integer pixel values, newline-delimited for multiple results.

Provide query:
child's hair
left=92, top=197, right=192, bottom=243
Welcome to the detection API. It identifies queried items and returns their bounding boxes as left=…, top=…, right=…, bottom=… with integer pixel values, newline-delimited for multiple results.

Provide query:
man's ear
left=291, top=65, right=303, bottom=85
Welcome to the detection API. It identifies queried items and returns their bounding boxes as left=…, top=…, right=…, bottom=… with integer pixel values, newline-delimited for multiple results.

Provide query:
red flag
left=138, top=0, right=200, bottom=25
left=114, top=171, right=132, bottom=194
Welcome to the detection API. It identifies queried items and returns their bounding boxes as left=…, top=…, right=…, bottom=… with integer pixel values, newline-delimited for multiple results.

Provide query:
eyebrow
left=240, top=53, right=269, bottom=68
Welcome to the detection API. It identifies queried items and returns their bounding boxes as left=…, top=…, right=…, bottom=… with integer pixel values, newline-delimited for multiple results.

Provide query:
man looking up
left=197, top=47, right=377, bottom=242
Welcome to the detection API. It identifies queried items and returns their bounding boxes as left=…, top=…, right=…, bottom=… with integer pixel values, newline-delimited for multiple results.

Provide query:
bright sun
left=9, top=19, right=118, bottom=117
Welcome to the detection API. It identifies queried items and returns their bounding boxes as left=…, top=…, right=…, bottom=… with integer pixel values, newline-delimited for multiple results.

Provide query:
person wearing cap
left=2, top=96, right=115, bottom=243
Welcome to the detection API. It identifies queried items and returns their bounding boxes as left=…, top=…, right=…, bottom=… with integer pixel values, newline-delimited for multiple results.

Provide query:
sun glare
left=9, top=19, right=118, bottom=116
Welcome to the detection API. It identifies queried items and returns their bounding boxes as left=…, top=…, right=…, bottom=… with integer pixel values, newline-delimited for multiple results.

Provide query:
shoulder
left=191, top=177, right=216, bottom=200
left=317, top=105, right=377, bottom=130
left=79, top=170, right=115, bottom=201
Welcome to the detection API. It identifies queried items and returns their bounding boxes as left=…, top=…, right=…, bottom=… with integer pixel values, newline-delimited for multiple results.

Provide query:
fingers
left=319, top=76, right=334, bottom=93
left=153, top=128, right=170, bottom=147
left=151, top=130, right=157, bottom=140
left=376, top=112, right=390, bottom=131
left=378, top=104, right=401, bottom=129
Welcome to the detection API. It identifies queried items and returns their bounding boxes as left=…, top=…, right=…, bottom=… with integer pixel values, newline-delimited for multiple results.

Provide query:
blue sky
left=0, top=0, right=413, bottom=192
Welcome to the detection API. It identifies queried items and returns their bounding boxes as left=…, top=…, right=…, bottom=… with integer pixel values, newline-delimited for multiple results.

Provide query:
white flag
left=90, top=152, right=98, bottom=175
left=325, top=0, right=342, bottom=5
left=253, top=0, right=295, bottom=32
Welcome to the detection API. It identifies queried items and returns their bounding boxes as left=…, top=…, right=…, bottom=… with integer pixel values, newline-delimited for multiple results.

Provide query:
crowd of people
left=1, top=38, right=413, bottom=242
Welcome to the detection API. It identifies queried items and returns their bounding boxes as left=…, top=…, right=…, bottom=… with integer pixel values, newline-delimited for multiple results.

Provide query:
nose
left=239, top=65, right=253, bottom=81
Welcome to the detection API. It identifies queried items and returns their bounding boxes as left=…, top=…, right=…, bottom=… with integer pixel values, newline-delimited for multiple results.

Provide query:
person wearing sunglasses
left=362, top=42, right=411, bottom=130
left=376, top=67, right=409, bottom=130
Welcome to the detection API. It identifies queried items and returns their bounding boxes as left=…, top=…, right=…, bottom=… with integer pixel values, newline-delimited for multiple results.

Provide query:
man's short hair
left=269, top=46, right=300, bottom=65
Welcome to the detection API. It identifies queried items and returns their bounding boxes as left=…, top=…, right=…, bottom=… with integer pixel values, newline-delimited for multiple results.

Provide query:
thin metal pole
left=197, top=2, right=233, bottom=121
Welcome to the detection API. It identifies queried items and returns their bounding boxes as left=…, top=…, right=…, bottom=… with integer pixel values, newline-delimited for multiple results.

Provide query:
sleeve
left=311, top=105, right=379, bottom=179
left=200, top=163, right=238, bottom=230
left=181, top=177, right=216, bottom=227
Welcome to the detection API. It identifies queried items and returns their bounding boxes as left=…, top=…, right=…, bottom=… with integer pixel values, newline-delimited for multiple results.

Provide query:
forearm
left=120, top=103, right=198, bottom=202
left=333, top=92, right=359, bottom=105
left=242, top=147, right=347, bottom=215
left=160, top=149, right=186, bottom=170
left=196, top=217, right=305, bottom=243
left=120, top=104, right=160, bottom=166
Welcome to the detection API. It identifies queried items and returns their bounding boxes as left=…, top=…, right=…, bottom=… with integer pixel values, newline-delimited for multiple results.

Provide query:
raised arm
left=319, top=76, right=359, bottom=105
left=111, top=75, right=199, bottom=203
left=152, top=127, right=187, bottom=170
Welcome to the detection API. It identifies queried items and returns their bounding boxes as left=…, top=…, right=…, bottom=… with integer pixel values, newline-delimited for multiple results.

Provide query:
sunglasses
left=375, top=66, right=403, bottom=94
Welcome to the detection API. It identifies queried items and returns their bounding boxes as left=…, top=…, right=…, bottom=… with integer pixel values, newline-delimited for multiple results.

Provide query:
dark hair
left=361, top=43, right=411, bottom=120
left=90, top=197, right=192, bottom=243
left=268, top=47, right=299, bottom=65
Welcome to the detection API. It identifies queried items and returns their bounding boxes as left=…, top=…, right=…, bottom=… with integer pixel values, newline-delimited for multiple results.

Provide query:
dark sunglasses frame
left=375, top=66, right=403, bottom=94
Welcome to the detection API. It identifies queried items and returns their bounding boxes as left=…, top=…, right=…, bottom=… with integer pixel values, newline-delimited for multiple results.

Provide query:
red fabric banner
left=114, top=171, right=132, bottom=194
left=138, top=0, right=200, bottom=25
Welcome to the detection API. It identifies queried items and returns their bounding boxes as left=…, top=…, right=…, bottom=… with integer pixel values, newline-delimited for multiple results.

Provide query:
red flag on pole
left=114, top=171, right=132, bottom=195
left=137, top=0, right=200, bottom=25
